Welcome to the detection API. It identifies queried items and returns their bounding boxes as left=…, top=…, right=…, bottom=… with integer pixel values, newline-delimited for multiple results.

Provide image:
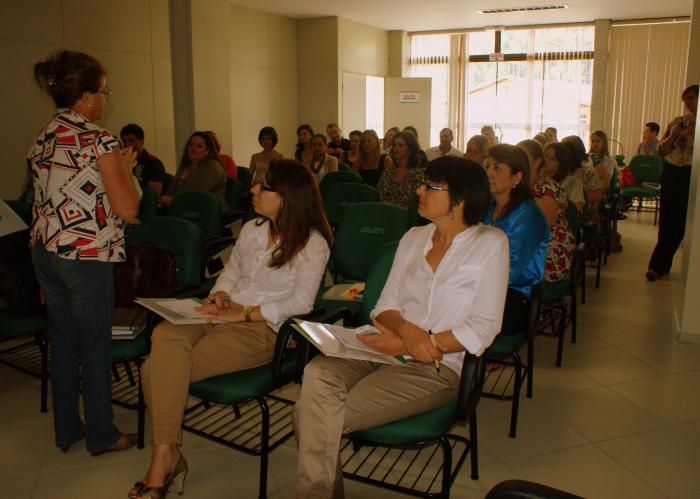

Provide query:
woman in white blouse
left=129, top=160, right=333, bottom=499
left=294, top=156, right=509, bottom=498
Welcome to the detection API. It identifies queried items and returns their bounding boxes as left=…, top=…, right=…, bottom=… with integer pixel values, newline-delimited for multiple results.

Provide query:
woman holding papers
left=130, top=160, right=332, bottom=498
left=294, top=157, right=509, bottom=498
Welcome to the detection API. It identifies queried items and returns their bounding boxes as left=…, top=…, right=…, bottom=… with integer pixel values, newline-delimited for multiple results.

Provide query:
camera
left=679, top=120, right=690, bottom=129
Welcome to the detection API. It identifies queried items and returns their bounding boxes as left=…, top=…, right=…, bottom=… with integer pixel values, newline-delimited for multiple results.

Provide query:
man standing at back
left=326, top=123, right=351, bottom=162
left=120, top=123, right=166, bottom=201
left=635, top=122, right=660, bottom=156
left=426, top=128, right=464, bottom=161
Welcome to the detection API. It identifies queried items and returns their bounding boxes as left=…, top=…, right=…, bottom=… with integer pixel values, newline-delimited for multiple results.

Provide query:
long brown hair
left=257, top=159, right=333, bottom=268
left=487, top=144, right=533, bottom=218
left=355, top=129, right=382, bottom=170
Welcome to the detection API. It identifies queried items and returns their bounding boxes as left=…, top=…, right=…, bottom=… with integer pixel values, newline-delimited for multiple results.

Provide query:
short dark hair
left=487, top=144, right=532, bottom=217
left=544, top=143, right=572, bottom=182
left=561, top=135, right=588, bottom=172
left=258, top=126, right=279, bottom=147
left=349, top=130, right=362, bottom=139
left=545, top=127, right=558, bottom=135
left=681, top=84, right=699, bottom=100
left=311, top=133, right=327, bottom=144
left=645, top=122, right=660, bottom=135
left=34, top=50, right=106, bottom=108
left=326, top=123, right=339, bottom=130
left=425, top=157, right=490, bottom=226
left=120, top=123, right=145, bottom=140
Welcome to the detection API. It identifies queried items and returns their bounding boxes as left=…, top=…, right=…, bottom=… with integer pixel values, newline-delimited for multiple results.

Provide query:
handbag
left=113, top=241, right=179, bottom=308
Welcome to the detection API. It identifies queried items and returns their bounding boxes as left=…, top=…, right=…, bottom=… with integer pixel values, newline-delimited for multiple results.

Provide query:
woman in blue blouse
left=483, top=144, right=549, bottom=335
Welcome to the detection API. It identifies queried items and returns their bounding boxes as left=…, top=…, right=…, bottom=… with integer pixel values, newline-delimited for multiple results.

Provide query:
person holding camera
left=647, top=84, right=697, bottom=281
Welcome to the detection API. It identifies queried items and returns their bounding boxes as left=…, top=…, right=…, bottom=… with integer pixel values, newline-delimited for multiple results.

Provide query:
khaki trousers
left=294, top=355, right=460, bottom=499
left=141, top=320, right=275, bottom=445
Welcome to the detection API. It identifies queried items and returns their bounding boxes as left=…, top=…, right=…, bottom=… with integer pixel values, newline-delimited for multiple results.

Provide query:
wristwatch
left=243, top=306, right=254, bottom=322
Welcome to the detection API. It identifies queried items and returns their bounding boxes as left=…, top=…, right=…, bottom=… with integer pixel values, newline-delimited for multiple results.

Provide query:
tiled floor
left=2, top=210, right=699, bottom=498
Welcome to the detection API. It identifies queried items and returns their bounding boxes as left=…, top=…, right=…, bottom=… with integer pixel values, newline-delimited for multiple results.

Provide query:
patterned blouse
left=28, top=109, right=124, bottom=262
left=533, top=177, right=575, bottom=282
left=376, top=165, right=425, bottom=209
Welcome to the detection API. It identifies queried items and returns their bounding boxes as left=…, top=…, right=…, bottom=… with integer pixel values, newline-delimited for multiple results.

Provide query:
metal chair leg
left=258, top=397, right=270, bottom=499
left=137, top=360, right=145, bottom=449
left=555, top=301, right=566, bottom=367
left=509, top=354, right=522, bottom=438
left=526, top=333, right=534, bottom=399
left=469, top=412, right=479, bottom=480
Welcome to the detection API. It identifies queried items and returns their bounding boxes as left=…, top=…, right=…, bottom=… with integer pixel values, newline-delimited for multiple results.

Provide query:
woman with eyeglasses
left=130, top=160, right=332, bottom=499
left=376, top=131, right=425, bottom=208
left=483, top=144, right=549, bottom=335
left=295, top=157, right=509, bottom=498
left=29, top=50, right=140, bottom=456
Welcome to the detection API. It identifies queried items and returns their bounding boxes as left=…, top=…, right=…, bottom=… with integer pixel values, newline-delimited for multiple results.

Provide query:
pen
left=206, top=295, right=231, bottom=305
left=428, top=329, right=440, bottom=374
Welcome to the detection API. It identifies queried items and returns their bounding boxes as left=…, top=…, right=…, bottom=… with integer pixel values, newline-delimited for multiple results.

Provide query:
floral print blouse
left=376, top=165, right=424, bottom=209
left=533, top=177, right=575, bottom=282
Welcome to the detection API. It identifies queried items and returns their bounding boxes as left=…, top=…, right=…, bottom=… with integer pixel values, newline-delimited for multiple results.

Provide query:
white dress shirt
left=425, top=145, right=465, bottom=162
left=371, top=223, right=509, bottom=374
left=211, top=220, right=330, bottom=331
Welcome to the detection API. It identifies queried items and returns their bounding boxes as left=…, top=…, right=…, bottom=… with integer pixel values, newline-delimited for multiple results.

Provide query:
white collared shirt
left=211, top=220, right=330, bottom=331
left=371, top=223, right=509, bottom=374
left=425, top=145, right=465, bottom=162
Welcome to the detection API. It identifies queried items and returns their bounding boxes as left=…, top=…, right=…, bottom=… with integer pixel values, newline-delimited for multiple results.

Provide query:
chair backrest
left=456, top=352, right=486, bottom=423
left=320, top=171, right=364, bottom=201
left=237, top=166, right=252, bottom=193
left=168, top=192, right=222, bottom=240
left=568, top=247, right=585, bottom=293
left=627, top=154, right=662, bottom=184
left=323, top=183, right=380, bottom=226
left=338, top=162, right=351, bottom=172
left=358, top=241, right=400, bottom=325
left=225, top=177, right=242, bottom=214
left=162, top=172, right=174, bottom=195
left=407, top=192, right=431, bottom=227
left=527, top=283, right=544, bottom=338
left=334, top=202, right=410, bottom=281
left=139, top=187, right=158, bottom=221
left=566, top=201, right=581, bottom=241
left=126, top=216, right=203, bottom=286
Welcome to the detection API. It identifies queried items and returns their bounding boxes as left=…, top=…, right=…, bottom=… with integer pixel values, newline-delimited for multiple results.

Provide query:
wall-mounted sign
left=399, top=91, right=421, bottom=103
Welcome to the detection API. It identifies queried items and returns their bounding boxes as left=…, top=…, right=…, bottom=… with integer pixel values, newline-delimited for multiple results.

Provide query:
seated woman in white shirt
left=304, top=133, right=339, bottom=181
left=129, top=159, right=333, bottom=499
left=294, top=156, right=509, bottom=498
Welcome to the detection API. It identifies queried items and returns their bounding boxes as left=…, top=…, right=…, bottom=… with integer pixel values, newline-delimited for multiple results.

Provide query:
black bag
left=113, top=241, right=179, bottom=308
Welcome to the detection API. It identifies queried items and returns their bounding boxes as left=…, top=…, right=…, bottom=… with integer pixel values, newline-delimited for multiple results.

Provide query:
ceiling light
left=478, top=5, right=569, bottom=14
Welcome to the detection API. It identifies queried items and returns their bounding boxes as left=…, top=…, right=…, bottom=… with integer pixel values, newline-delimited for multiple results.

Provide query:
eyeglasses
left=99, top=87, right=112, bottom=99
left=424, top=182, right=449, bottom=192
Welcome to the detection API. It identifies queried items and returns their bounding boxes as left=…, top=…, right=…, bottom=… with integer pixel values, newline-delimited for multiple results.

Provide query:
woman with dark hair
left=382, top=126, right=400, bottom=155
left=376, top=131, right=425, bottom=208
left=562, top=135, right=604, bottom=207
left=344, top=129, right=362, bottom=167
left=130, top=160, right=333, bottom=498
left=205, top=130, right=238, bottom=179
left=249, top=126, right=284, bottom=184
left=558, top=139, right=587, bottom=213
left=294, top=157, right=509, bottom=498
left=352, top=129, right=393, bottom=187
left=647, top=84, right=697, bottom=281
left=483, top=145, right=549, bottom=335
left=304, top=133, right=339, bottom=180
left=294, top=124, right=314, bottom=163
left=160, top=131, right=227, bottom=209
left=29, top=50, right=139, bottom=456
left=402, top=125, right=429, bottom=167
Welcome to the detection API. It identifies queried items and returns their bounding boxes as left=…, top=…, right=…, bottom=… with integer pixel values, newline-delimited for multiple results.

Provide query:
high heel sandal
left=131, top=454, right=188, bottom=498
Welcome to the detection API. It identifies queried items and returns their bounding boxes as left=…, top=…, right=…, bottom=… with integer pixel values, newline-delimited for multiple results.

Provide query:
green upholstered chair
left=138, top=186, right=158, bottom=221
left=236, top=166, right=253, bottom=216
left=323, top=182, right=379, bottom=227
left=619, top=154, right=662, bottom=224
left=319, top=170, right=364, bottom=202
left=338, top=162, right=352, bottom=171
left=222, top=177, right=244, bottom=226
left=482, top=284, right=543, bottom=438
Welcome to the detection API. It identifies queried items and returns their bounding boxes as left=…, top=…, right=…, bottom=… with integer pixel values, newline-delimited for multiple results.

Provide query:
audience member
left=465, top=134, right=490, bottom=166
left=30, top=50, right=139, bottom=456
left=249, top=126, right=284, bottom=184
left=557, top=140, right=586, bottom=213
left=353, top=129, right=393, bottom=187
left=533, top=133, right=548, bottom=147
left=160, top=131, right=227, bottom=210
left=344, top=130, right=362, bottom=167
left=481, top=125, right=498, bottom=145
left=647, top=84, right=697, bottom=281
left=131, top=160, right=332, bottom=499
left=426, top=128, right=465, bottom=161
left=304, top=134, right=338, bottom=180
left=535, top=143, right=575, bottom=282
left=120, top=123, right=166, bottom=201
left=326, top=123, right=351, bottom=160
left=206, top=130, right=237, bottom=179
left=294, top=157, right=508, bottom=498
left=483, top=144, right=549, bottom=335
left=294, top=124, right=314, bottom=163
left=517, top=139, right=544, bottom=187
left=562, top=135, right=604, bottom=207
left=588, top=130, right=615, bottom=184
left=635, top=122, right=660, bottom=156
left=383, top=126, right=400, bottom=155
left=544, top=127, right=558, bottom=143
left=402, top=126, right=429, bottom=166
left=376, top=131, right=425, bottom=208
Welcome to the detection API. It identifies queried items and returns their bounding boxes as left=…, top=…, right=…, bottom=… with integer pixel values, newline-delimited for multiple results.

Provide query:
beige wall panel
left=298, top=18, right=338, bottom=72
left=0, top=0, right=63, bottom=44
left=298, top=70, right=339, bottom=132
left=152, top=55, right=176, bottom=172
left=269, top=68, right=299, bottom=158
left=338, top=18, right=387, bottom=77
left=229, top=5, right=269, bottom=68
left=269, top=15, right=297, bottom=71
left=230, top=64, right=271, bottom=163
left=150, top=0, right=171, bottom=57
left=62, top=0, right=150, bottom=54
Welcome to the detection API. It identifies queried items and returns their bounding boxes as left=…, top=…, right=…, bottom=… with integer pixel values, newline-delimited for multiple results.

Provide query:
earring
left=512, top=184, right=517, bottom=189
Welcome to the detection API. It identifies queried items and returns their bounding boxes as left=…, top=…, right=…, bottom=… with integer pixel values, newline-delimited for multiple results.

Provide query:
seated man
left=120, top=124, right=166, bottom=201
left=326, top=123, right=351, bottom=161
left=635, top=122, right=660, bottom=156
left=426, top=128, right=465, bottom=161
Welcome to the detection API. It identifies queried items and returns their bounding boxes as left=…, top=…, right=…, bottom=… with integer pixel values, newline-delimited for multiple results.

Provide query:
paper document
left=322, top=283, right=365, bottom=302
left=112, top=307, right=146, bottom=340
left=135, top=298, right=224, bottom=325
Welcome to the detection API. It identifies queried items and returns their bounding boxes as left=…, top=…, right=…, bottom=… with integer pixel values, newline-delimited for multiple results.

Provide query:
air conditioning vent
left=478, top=5, right=568, bottom=14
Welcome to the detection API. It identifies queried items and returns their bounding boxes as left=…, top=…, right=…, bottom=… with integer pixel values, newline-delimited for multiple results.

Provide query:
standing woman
left=647, top=84, right=697, bottom=281
left=352, top=129, right=393, bottom=188
left=249, top=126, right=284, bottom=184
left=376, top=131, right=425, bottom=208
left=29, top=50, right=139, bottom=455
left=304, top=134, right=338, bottom=181
left=294, top=124, right=314, bottom=164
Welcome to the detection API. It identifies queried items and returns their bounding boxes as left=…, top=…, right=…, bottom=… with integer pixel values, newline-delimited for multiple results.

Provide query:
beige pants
left=294, top=355, right=460, bottom=499
left=141, top=320, right=276, bottom=445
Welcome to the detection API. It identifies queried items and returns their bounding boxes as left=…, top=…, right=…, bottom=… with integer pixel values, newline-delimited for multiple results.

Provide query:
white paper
left=135, top=298, right=224, bottom=325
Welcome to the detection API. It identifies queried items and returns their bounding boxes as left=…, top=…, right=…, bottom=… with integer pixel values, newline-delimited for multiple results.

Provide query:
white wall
left=384, top=77, right=432, bottom=149
left=0, top=0, right=175, bottom=199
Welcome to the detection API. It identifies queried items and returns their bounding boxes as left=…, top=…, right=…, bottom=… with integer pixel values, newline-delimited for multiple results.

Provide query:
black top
left=132, top=149, right=165, bottom=190
left=358, top=153, right=389, bottom=188
left=328, top=138, right=351, bottom=159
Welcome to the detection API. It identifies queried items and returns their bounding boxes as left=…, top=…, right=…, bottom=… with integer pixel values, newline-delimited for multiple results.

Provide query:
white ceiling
left=228, top=0, right=693, bottom=31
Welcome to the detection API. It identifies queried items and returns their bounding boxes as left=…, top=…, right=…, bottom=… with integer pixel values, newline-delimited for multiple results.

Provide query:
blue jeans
left=31, top=245, right=121, bottom=453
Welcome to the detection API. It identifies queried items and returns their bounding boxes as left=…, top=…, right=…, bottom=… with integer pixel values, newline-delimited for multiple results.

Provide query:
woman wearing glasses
left=29, top=50, right=140, bottom=456
left=294, top=157, right=509, bottom=498
left=130, top=160, right=332, bottom=498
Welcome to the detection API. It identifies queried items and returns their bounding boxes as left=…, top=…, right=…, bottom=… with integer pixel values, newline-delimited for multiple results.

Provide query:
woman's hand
left=198, top=291, right=231, bottom=315
left=121, top=146, right=137, bottom=170
left=397, top=321, right=442, bottom=364
left=357, top=321, right=406, bottom=356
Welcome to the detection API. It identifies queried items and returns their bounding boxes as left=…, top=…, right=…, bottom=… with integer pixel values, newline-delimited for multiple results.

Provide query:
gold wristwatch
left=243, top=306, right=254, bottom=322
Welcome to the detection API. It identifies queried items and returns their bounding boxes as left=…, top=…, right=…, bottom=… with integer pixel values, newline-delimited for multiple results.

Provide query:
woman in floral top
left=533, top=143, right=575, bottom=282
left=376, top=131, right=425, bottom=208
